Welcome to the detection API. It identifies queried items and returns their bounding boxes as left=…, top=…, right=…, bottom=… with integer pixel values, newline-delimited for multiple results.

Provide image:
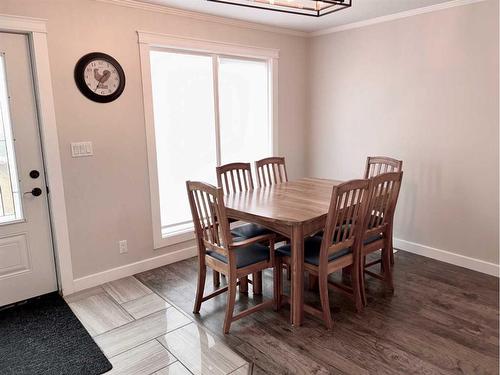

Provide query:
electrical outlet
left=119, top=240, right=128, bottom=254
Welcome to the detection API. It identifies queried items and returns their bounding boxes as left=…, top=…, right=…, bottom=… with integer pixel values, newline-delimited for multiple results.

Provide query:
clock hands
left=94, top=78, right=103, bottom=92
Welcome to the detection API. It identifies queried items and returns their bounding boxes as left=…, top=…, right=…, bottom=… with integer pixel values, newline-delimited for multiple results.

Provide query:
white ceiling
left=138, top=0, right=454, bottom=32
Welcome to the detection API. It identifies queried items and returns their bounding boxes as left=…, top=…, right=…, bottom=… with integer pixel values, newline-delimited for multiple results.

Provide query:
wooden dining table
left=224, top=177, right=342, bottom=326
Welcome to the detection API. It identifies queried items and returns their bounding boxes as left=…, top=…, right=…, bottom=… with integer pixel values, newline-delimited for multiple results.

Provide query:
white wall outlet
left=71, top=141, right=93, bottom=157
left=119, top=240, right=128, bottom=254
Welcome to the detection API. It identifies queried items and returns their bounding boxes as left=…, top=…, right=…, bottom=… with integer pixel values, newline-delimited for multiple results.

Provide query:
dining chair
left=186, top=181, right=277, bottom=334
left=364, top=156, right=403, bottom=179
left=217, top=162, right=255, bottom=194
left=364, top=156, right=403, bottom=265
left=254, top=157, right=292, bottom=280
left=360, top=171, right=403, bottom=306
left=275, top=179, right=370, bottom=329
left=255, top=157, right=288, bottom=187
left=216, top=162, right=272, bottom=294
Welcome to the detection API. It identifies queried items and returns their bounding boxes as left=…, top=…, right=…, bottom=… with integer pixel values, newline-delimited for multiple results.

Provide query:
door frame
left=0, top=14, right=74, bottom=295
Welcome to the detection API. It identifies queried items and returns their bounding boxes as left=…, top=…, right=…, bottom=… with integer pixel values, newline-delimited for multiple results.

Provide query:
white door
left=0, top=32, right=57, bottom=306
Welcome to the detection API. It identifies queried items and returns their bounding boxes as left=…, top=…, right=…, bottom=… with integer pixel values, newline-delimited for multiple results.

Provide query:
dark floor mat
left=0, top=292, right=112, bottom=375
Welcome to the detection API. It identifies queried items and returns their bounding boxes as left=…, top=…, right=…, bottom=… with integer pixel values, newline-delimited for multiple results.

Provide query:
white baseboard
left=71, top=245, right=197, bottom=294
left=394, top=238, right=499, bottom=277
left=69, top=238, right=498, bottom=295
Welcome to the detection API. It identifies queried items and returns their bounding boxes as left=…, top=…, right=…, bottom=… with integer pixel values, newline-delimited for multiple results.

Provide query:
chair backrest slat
left=364, top=156, right=403, bottom=179
left=186, top=181, right=232, bottom=257
left=255, top=157, right=288, bottom=187
left=321, top=179, right=371, bottom=259
left=216, top=162, right=254, bottom=195
left=364, top=172, right=403, bottom=236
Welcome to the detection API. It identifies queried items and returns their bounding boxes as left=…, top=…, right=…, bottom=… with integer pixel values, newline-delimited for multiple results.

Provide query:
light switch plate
left=71, top=142, right=93, bottom=157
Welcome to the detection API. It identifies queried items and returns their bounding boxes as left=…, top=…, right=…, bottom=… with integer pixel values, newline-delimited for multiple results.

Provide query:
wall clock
left=74, top=52, right=125, bottom=103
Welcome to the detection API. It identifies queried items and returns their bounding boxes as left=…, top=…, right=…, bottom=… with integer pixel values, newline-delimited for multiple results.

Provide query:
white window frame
left=138, top=31, right=279, bottom=249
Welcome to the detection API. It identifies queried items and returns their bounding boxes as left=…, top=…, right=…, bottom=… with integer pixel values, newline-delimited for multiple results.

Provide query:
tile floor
left=65, top=276, right=250, bottom=375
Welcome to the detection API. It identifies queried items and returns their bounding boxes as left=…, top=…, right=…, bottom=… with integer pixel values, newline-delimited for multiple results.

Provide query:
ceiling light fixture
left=207, top=0, right=352, bottom=17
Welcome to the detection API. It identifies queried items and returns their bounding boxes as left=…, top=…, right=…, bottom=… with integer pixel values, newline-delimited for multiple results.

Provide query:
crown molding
left=95, top=0, right=307, bottom=37
left=309, top=0, right=490, bottom=37
left=95, top=0, right=489, bottom=38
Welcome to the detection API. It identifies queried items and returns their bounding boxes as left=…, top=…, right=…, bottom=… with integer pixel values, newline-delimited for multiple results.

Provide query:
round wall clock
left=74, top=52, right=125, bottom=103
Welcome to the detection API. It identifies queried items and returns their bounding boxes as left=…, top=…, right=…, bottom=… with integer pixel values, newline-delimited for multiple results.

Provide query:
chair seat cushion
left=207, top=242, right=269, bottom=269
left=364, top=233, right=383, bottom=245
left=276, top=236, right=351, bottom=266
left=314, top=230, right=382, bottom=245
left=231, top=223, right=271, bottom=239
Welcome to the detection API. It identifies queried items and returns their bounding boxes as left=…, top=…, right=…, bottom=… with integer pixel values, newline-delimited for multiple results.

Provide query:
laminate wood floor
left=136, top=250, right=499, bottom=375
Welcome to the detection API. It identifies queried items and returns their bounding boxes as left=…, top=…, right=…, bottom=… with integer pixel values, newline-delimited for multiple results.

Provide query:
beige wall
left=308, top=0, right=499, bottom=264
left=0, top=0, right=308, bottom=278
left=0, top=0, right=497, bottom=281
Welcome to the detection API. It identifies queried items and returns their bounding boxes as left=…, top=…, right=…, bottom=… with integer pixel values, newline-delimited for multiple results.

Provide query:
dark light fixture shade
left=206, top=0, right=352, bottom=17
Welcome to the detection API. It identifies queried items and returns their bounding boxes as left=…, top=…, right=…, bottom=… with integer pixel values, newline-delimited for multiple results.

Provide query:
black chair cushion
left=276, top=231, right=382, bottom=267
left=364, top=233, right=383, bottom=245
left=314, top=229, right=382, bottom=245
left=207, top=242, right=270, bottom=269
left=231, top=223, right=271, bottom=239
left=276, top=236, right=351, bottom=266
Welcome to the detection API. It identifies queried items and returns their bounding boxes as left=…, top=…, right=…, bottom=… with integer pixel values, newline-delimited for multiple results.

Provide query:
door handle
left=24, top=187, right=43, bottom=197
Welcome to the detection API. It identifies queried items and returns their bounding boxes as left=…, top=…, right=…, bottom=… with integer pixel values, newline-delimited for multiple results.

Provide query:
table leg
left=213, top=271, right=220, bottom=287
left=290, top=224, right=304, bottom=326
left=239, top=276, right=248, bottom=293
left=252, top=272, right=262, bottom=295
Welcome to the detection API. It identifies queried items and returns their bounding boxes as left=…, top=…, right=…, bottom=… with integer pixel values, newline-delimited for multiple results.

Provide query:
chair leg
left=351, top=261, right=364, bottom=313
left=273, top=258, right=282, bottom=311
left=390, top=236, right=395, bottom=265
left=223, top=276, right=237, bottom=334
left=239, top=276, right=248, bottom=294
left=213, top=271, right=220, bottom=287
left=285, top=264, right=291, bottom=280
left=361, top=255, right=367, bottom=307
left=389, top=229, right=395, bottom=266
left=252, top=272, right=262, bottom=295
left=318, top=271, right=333, bottom=329
left=382, top=246, right=394, bottom=292
left=193, top=265, right=207, bottom=314
left=281, top=239, right=291, bottom=281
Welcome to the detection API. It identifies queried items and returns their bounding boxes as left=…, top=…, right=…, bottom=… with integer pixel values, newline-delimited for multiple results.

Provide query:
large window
left=146, top=42, right=274, bottom=247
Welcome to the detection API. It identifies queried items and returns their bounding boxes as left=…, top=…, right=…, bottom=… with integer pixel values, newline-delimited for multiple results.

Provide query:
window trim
left=138, top=31, right=279, bottom=249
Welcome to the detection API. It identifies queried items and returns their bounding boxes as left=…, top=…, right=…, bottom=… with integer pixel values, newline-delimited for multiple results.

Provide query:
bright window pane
left=0, top=55, right=23, bottom=223
left=150, top=50, right=216, bottom=236
left=218, top=57, right=271, bottom=165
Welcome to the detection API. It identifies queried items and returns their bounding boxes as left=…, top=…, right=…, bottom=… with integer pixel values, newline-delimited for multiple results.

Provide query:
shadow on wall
left=394, top=158, right=442, bottom=240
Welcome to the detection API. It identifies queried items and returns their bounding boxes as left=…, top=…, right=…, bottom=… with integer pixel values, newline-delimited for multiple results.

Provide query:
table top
left=224, top=177, right=341, bottom=226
